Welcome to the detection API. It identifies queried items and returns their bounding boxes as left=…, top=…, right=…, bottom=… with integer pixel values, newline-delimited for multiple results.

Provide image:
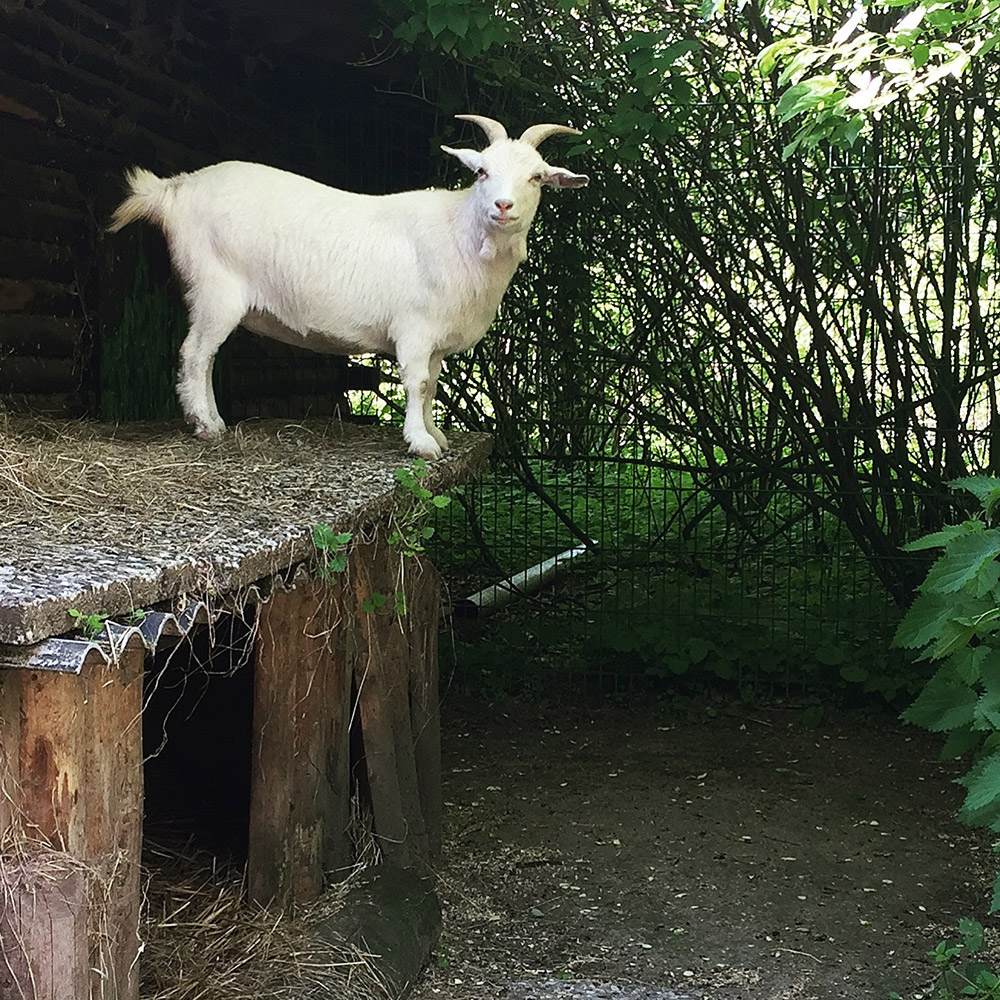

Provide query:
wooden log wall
left=0, top=0, right=435, bottom=422
left=1, top=0, right=243, bottom=417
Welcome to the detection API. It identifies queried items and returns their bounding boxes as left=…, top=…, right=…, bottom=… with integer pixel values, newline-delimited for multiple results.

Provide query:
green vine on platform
left=311, top=459, right=451, bottom=616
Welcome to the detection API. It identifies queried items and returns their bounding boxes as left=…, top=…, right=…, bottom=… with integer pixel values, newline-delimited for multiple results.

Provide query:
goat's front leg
left=396, top=347, right=444, bottom=460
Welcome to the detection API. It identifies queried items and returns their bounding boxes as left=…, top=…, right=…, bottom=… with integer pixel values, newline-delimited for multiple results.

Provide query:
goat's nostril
left=495, top=200, right=514, bottom=212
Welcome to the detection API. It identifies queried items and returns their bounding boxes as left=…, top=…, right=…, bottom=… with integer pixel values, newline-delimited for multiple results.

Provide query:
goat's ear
left=441, top=145, right=484, bottom=173
left=544, top=167, right=590, bottom=189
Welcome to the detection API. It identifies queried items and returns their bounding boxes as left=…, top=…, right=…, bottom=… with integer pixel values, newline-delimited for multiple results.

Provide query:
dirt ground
left=409, top=697, right=995, bottom=1000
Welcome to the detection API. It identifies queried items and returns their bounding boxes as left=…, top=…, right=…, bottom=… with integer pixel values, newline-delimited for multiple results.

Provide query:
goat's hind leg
left=176, top=279, right=245, bottom=439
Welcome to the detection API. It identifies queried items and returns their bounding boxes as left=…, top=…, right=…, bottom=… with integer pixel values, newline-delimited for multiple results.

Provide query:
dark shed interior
left=0, top=0, right=448, bottom=422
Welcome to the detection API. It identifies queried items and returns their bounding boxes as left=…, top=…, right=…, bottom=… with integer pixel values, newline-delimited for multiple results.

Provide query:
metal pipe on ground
left=453, top=542, right=597, bottom=619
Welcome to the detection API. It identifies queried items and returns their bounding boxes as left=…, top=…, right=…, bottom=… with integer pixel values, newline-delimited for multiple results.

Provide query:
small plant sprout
left=312, top=525, right=353, bottom=580
left=68, top=609, right=110, bottom=640
left=388, top=458, right=451, bottom=559
left=890, top=919, right=999, bottom=999
left=362, top=591, right=389, bottom=614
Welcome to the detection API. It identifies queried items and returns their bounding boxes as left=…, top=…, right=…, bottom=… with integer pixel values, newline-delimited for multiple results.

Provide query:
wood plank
left=19, top=669, right=85, bottom=852
left=249, top=583, right=352, bottom=906
left=350, top=535, right=429, bottom=869
left=0, top=196, right=86, bottom=243
left=0, top=155, right=82, bottom=208
left=0, top=315, right=80, bottom=355
left=0, top=279, right=81, bottom=317
left=0, top=862, right=89, bottom=1000
left=0, top=356, right=77, bottom=395
left=82, top=648, right=143, bottom=1000
left=0, top=671, right=22, bottom=841
left=13, top=651, right=143, bottom=999
left=405, top=559, right=443, bottom=859
left=0, top=392, right=87, bottom=418
left=0, top=234, right=78, bottom=285
left=0, top=92, right=43, bottom=121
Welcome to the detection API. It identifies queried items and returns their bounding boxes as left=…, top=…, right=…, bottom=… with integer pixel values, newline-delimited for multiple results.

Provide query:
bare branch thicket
left=432, top=3, right=1000, bottom=602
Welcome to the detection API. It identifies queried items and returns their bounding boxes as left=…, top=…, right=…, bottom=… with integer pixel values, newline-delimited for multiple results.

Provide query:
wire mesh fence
left=420, top=445, right=916, bottom=702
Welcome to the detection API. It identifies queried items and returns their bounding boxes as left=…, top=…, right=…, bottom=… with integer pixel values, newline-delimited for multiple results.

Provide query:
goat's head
left=442, top=114, right=589, bottom=237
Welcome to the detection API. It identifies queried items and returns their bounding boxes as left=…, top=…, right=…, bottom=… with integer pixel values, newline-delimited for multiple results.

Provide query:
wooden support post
left=404, top=559, right=443, bottom=860
left=248, top=526, right=444, bottom=904
left=0, top=863, right=89, bottom=1000
left=0, top=648, right=144, bottom=1000
left=350, top=535, right=435, bottom=870
left=249, top=582, right=352, bottom=906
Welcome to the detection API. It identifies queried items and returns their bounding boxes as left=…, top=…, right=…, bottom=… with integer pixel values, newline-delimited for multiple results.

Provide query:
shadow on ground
left=409, top=698, right=994, bottom=1000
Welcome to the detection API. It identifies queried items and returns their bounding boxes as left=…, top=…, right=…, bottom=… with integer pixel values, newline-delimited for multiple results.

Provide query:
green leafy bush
left=890, top=918, right=999, bottom=999
left=896, top=476, right=1000, bottom=911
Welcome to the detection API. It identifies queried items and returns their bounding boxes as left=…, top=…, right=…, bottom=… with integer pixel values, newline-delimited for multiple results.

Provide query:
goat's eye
left=530, top=173, right=544, bottom=184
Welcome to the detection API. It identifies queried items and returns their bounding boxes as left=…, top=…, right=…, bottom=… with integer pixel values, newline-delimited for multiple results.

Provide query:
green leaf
left=922, top=530, right=1000, bottom=594
left=662, top=40, right=700, bottom=65
left=777, top=81, right=824, bottom=123
left=953, top=645, right=995, bottom=686
left=426, top=5, right=449, bottom=38
left=894, top=590, right=993, bottom=650
left=959, top=917, right=985, bottom=953
left=902, top=522, right=978, bottom=551
left=815, top=643, right=848, bottom=666
left=931, top=619, right=977, bottom=659
left=686, top=637, right=713, bottom=663
left=902, top=668, right=978, bottom=731
left=941, top=724, right=984, bottom=759
left=958, top=752, right=1000, bottom=827
left=840, top=663, right=868, bottom=683
left=447, top=5, right=470, bottom=38
left=991, top=870, right=1000, bottom=914
left=363, top=591, right=389, bottom=613
left=952, top=476, right=1000, bottom=516
left=312, top=524, right=336, bottom=549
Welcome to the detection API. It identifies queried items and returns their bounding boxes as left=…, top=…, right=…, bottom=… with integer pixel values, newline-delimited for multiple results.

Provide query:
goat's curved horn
left=455, top=114, right=508, bottom=145
left=519, top=123, right=581, bottom=148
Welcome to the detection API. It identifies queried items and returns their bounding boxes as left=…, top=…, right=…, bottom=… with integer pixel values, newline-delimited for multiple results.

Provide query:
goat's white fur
left=108, top=114, right=589, bottom=459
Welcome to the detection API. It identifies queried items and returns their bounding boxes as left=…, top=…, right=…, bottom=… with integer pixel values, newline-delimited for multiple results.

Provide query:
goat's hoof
left=407, top=436, right=443, bottom=461
left=429, top=427, right=449, bottom=450
left=191, top=417, right=227, bottom=440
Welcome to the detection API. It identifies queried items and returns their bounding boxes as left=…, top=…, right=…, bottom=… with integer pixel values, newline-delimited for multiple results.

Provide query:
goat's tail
left=107, top=167, right=175, bottom=233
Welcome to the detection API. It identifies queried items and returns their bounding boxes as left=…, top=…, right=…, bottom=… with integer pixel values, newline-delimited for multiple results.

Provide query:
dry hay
left=141, top=839, right=391, bottom=1000
left=0, top=411, right=400, bottom=549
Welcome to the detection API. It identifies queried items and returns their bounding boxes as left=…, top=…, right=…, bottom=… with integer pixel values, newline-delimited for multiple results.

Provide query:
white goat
left=108, top=114, right=589, bottom=459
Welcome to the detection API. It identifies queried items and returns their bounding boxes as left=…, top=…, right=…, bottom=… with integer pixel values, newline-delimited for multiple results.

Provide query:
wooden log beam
left=249, top=583, right=352, bottom=906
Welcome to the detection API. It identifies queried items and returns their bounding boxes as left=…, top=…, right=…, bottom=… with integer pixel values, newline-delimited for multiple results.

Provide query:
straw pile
left=141, top=839, right=391, bottom=1000
left=0, top=411, right=398, bottom=548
